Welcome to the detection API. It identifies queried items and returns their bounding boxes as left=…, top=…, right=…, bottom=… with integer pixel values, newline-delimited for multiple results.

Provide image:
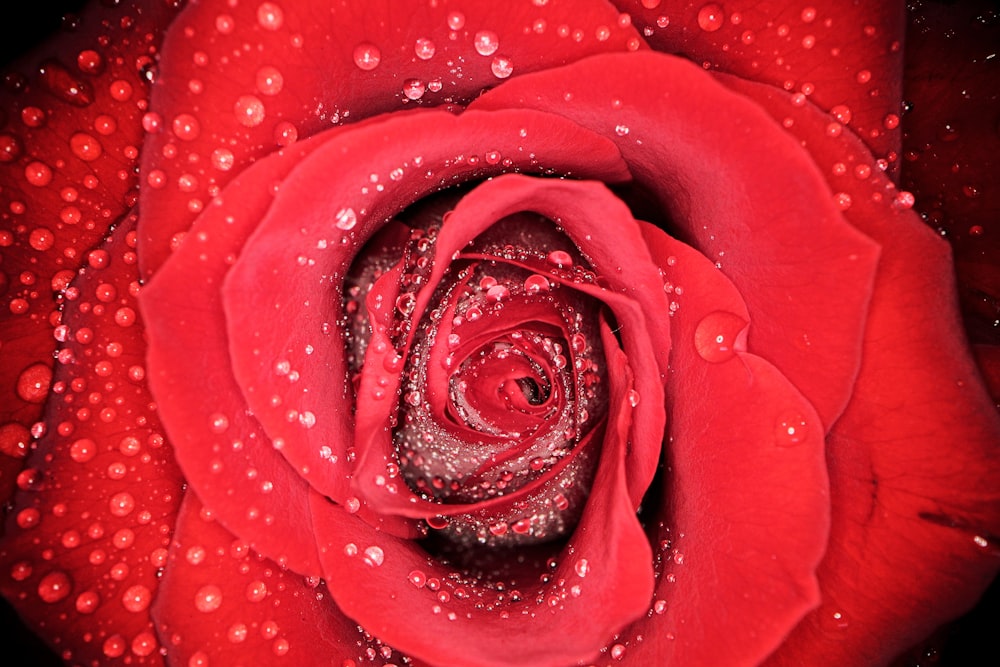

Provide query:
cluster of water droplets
left=343, top=199, right=610, bottom=548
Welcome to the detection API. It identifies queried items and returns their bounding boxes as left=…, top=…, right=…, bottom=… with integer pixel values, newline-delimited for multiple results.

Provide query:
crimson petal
left=0, top=215, right=184, bottom=664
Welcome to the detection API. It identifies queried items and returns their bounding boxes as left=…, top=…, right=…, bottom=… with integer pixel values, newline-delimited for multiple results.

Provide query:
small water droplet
left=194, top=585, right=223, bottom=612
left=335, top=207, right=357, bottom=230
left=257, top=2, right=284, bottom=30
left=774, top=412, right=809, bottom=446
left=474, top=31, right=499, bottom=56
left=491, top=56, right=513, bottom=79
left=38, top=571, right=72, bottom=603
left=415, top=38, right=436, bottom=60
left=363, top=546, right=384, bottom=567
left=234, top=95, right=266, bottom=127
left=447, top=12, right=466, bottom=30
left=256, top=66, right=284, bottom=95
left=353, top=43, right=382, bottom=71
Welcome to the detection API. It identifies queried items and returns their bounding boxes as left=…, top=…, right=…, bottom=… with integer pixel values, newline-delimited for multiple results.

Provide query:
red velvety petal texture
left=137, top=0, right=645, bottom=278
left=713, top=73, right=1000, bottom=666
left=152, top=492, right=406, bottom=667
left=612, top=0, right=905, bottom=168
left=0, top=0, right=183, bottom=504
left=471, top=51, right=881, bottom=429
left=0, top=215, right=184, bottom=664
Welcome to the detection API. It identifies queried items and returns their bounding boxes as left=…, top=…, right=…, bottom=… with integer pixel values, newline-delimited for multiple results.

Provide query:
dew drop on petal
left=194, top=585, right=223, bottom=612
left=697, top=3, right=725, bottom=32
left=775, top=412, right=809, bottom=446
left=24, top=161, right=53, bottom=187
left=70, top=132, right=102, bottom=161
left=335, top=207, right=357, bottom=230
left=256, top=66, right=284, bottom=95
left=257, top=2, right=284, bottom=30
left=172, top=114, right=201, bottom=141
left=491, top=56, right=513, bottom=79
left=234, top=95, right=266, bottom=127
left=363, top=546, right=384, bottom=567
left=447, top=12, right=465, bottom=30
left=474, top=31, right=499, bottom=56
left=353, top=43, right=381, bottom=71
left=121, top=584, right=152, bottom=612
left=414, top=38, right=436, bottom=60
left=38, top=571, right=72, bottom=603
left=693, top=311, right=747, bottom=363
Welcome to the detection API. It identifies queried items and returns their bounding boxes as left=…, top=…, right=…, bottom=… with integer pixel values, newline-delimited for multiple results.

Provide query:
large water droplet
left=693, top=311, right=746, bottom=363
left=234, top=95, right=266, bottom=127
left=194, top=585, right=224, bottom=612
left=697, top=3, right=725, bottom=32
left=256, top=66, right=284, bottom=95
left=257, top=2, right=284, bottom=30
left=474, top=31, right=499, bottom=56
left=414, top=38, right=436, bottom=60
left=38, top=570, right=72, bottom=603
left=353, top=43, right=382, bottom=71
left=335, top=207, right=358, bottom=231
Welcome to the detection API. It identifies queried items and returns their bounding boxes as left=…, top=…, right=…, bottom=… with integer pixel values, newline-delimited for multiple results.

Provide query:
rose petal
left=613, top=0, right=905, bottom=166
left=0, top=215, right=184, bottom=665
left=0, top=0, right=182, bottom=501
left=724, top=62, right=1000, bottom=667
left=138, top=0, right=646, bottom=277
left=142, top=131, right=342, bottom=576
left=470, top=50, right=882, bottom=430
left=616, top=222, right=830, bottom=666
left=152, top=492, right=394, bottom=666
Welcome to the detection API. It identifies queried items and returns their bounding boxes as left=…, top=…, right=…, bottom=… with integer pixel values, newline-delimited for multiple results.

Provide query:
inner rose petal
left=345, top=195, right=612, bottom=546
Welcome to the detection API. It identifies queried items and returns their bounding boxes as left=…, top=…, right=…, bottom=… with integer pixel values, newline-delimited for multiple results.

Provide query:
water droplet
left=693, top=311, right=747, bottom=363
left=408, top=570, right=426, bottom=587
left=194, top=585, right=223, bottom=612
left=414, top=38, right=436, bottom=60
left=363, top=546, right=384, bottom=567
left=257, top=2, right=284, bottom=30
left=574, top=558, right=590, bottom=577
left=245, top=580, right=268, bottom=602
left=24, top=161, right=53, bottom=187
left=447, top=12, right=466, bottom=30
left=256, top=66, right=284, bottom=95
left=121, top=584, right=152, bottom=612
left=234, top=95, right=266, bottom=127
left=474, top=31, right=499, bottom=56
left=172, top=113, right=201, bottom=141
left=610, top=643, right=626, bottom=660
left=38, top=571, right=72, bottom=603
left=491, top=56, right=513, bottom=79
left=697, top=3, right=725, bottom=32
left=775, top=412, right=809, bottom=446
left=335, top=207, right=357, bottom=230
left=17, top=364, right=52, bottom=403
left=353, top=43, right=381, bottom=71
left=403, top=79, right=426, bottom=100
left=614, top=124, right=630, bottom=137
left=546, top=250, right=573, bottom=268
left=830, top=104, right=852, bottom=125
left=109, top=492, right=136, bottom=517
left=70, top=132, right=102, bottom=161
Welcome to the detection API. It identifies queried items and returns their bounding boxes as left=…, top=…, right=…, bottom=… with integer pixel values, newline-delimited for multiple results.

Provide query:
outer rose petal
left=611, top=223, right=830, bottom=666
left=0, top=215, right=184, bottom=665
left=152, top=493, right=400, bottom=667
left=718, top=69, right=1000, bottom=667
left=470, top=50, right=881, bottom=429
left=613, top=0, right=905, bottom=167
left=138, top=0, right=646, bottom=277
left=0, top=0, right=182, bottom=502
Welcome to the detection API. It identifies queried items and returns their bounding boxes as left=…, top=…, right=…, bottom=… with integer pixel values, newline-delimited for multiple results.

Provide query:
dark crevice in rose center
left=343, top=189, right=610, bottom=548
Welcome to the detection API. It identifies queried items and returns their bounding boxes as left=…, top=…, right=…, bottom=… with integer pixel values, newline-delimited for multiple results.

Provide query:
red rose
left=1, top=2, right=998, bottom=666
